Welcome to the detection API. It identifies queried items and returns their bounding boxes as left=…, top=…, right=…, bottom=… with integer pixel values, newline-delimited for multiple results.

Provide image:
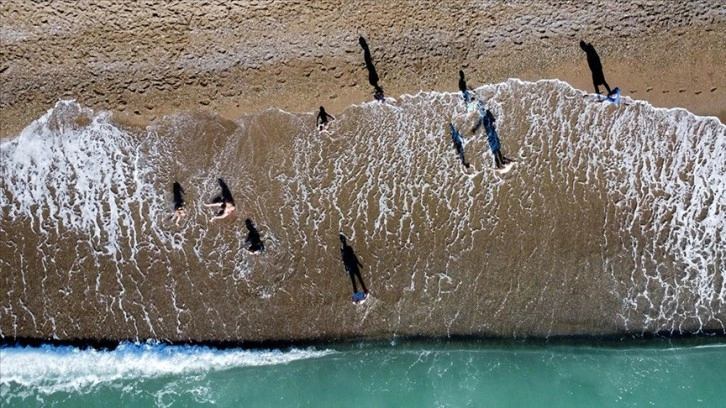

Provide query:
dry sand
left=1, top=1, right=724, bottom=139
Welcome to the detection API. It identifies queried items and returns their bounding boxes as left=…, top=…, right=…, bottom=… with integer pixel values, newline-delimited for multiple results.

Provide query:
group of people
left=170, top=39, right=614, bottom=303
left=170, top=178, right=264, bottom=254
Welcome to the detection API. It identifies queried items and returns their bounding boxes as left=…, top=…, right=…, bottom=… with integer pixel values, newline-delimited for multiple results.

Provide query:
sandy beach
left=1, top=1, right=724, bottom=139
left=1, top=1, right=726, bottom=344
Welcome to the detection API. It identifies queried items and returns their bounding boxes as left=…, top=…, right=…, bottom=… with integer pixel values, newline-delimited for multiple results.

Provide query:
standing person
left=579, top=40, right=613, bottom=96
left=339, top=234, right=369, bottom=303
left=317, top=106, right=335, bottom=131
left=170, top=182, right=186, bottom=226
left=205, top=178, right=236, bottom=222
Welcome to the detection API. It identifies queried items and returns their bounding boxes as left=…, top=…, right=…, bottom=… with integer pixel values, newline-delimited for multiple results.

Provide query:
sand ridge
left=0, top=1, right=724, bottom=137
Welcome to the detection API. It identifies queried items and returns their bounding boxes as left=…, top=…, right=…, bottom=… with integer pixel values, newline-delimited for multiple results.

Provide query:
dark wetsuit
left=317, top=108, right=334, bottom=129
left=173, top=182, right=185, bottom=211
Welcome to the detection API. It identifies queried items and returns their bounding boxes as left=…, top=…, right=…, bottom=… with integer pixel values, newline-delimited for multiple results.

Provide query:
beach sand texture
left=1, top=1, right=725, bottom=344
left=1, top=0, right=724, bottom=138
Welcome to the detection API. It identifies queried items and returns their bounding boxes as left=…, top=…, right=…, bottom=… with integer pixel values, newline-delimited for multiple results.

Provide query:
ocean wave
left=0, top=341, right=334, bottom=395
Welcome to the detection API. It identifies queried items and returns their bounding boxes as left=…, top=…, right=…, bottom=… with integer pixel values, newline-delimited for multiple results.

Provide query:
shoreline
left=3, top=331, right=726, bottom=351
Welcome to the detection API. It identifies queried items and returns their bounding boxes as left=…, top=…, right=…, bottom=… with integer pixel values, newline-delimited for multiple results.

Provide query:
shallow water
left=2, top=340, right=725, bottom=407
left=1, top=79, right=724, bottom=341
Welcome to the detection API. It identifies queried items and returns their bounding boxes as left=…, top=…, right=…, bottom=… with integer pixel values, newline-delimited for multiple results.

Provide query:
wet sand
left=1, top=2, right=725, bottom=344
left=1, top=1, right=724, bottom=139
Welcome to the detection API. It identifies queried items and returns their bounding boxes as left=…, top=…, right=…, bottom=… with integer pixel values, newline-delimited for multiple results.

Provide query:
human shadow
left=339, top=234, right=368, bottom=298
left=579, top=40, right=612, bottom=96
left=459, top=70, right=473, bottom=103
left=449, top=123, right=470, bottom=168
left=359, top=36, right=385, bottom=101
left=472, top=103, right=512, bottom=169
left=244, top=218, right=265, bottom=254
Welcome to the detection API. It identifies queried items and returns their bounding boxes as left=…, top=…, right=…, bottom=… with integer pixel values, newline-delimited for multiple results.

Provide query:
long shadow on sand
left=245, top=218, right=265, bottom=253
left=580, top=40, right=612, bottom=95
left=359, top=36, right=385, bottom=101
left=340, top=234, right=368, bottom=295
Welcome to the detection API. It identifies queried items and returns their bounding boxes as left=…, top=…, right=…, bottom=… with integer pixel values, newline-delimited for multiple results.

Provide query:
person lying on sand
left=171, top=181, right=186, bottom=226
left=205, top=178, right=236, bottom=222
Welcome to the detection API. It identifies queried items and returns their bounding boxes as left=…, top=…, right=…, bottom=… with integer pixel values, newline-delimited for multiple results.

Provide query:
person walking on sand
left=205, top=178, right=236, bottom=222
left=359, top=36, right=386, bottom=102
left=579, top=40, right=613, bottom=97
left=317, top=106, right=335, bottom=131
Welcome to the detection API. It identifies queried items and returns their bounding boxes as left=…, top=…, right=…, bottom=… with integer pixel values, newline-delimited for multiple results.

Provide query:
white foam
left=0, top=342, right=334, bottom=395
left=1, top=82, right=723, bottom=340
left=495, top=79, right=726, bottom=332
left=0, top=101, right=158, bottom=257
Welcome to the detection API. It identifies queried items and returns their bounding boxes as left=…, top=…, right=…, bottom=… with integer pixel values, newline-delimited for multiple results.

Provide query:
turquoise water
left=2, top=340, right=725, bottom=407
